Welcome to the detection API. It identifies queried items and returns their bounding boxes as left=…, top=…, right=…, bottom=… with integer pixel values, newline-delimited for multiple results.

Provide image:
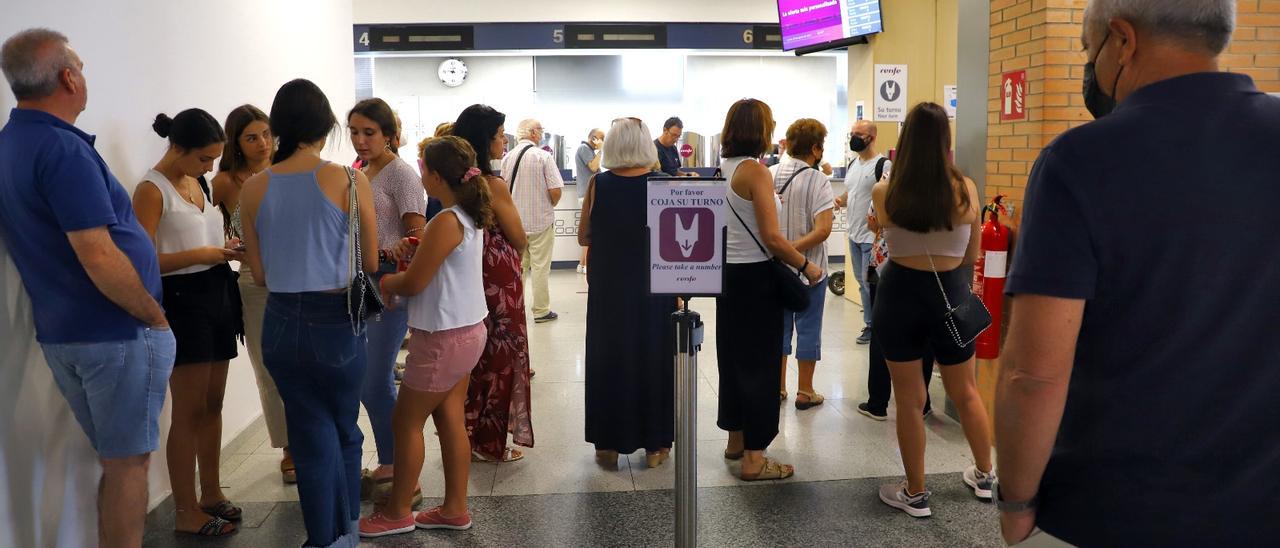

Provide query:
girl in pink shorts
left=359, top=136, right=495, bottom=538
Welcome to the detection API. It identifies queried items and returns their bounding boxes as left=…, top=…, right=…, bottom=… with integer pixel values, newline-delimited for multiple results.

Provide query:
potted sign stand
left=646, top=175, right=728, bottom=548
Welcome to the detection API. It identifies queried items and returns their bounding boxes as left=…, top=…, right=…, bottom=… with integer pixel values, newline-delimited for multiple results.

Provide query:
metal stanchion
left=673, top=300, right=702, bottom=548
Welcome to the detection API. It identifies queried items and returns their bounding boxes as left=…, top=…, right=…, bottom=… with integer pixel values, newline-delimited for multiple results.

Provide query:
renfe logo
left=659, top=208, right=714, bottom=262
left=878, top=67, right=903, bottom=76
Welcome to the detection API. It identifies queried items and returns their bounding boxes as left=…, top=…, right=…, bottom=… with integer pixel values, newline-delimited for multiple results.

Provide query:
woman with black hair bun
left=132, top=108, right=243, bottom=537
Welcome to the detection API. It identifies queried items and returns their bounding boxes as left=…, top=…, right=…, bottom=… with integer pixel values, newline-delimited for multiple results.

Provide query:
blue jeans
left=849, top=241, right=874, bottom=328
left=40, top=326, right=175, bottom=458
left=263, top=292, right=365, bottom=548
left=782, top=279, right=828, bottom=361
left=362, top=296, right=407, bottom=466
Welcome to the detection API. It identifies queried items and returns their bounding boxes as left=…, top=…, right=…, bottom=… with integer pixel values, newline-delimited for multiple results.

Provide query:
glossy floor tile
left=146, top=270, right=1000, bottom=546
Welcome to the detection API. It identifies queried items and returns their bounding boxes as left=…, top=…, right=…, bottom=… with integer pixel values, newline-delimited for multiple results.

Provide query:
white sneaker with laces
left=878, top=481, right=932, bottom=518
left=963, top=465, right=995, bottom=501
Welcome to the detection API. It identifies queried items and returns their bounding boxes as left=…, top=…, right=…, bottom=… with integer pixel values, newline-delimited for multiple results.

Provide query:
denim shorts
left=782, top=278, right=828, bottom=361
left=40, top=326, right=176, bottom=458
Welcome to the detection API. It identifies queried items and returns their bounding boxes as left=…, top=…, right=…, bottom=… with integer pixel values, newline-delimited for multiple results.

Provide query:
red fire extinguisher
left=974, top=195, right=1010, bottom=360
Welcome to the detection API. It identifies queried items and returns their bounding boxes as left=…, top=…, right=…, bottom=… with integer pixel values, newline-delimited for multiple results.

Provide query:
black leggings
left=871, top=261, right=977, bottom=366
left=866, top=273, right=935, bottom=414
left=716, top=261, right=782, bottom=451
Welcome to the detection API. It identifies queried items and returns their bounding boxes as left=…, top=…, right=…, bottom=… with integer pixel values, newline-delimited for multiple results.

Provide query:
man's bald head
left=854, top=120, right=877, bottom=137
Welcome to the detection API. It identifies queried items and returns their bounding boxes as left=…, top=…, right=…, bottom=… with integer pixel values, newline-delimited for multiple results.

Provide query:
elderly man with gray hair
left=0, top=29, right=174, bottom=547
left=500, top=118, right=565, bottom=323
left=995, top=1, right=1279, bottom=546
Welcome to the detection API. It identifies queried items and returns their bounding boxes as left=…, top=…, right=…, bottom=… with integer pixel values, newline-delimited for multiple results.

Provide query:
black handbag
left=344, top=166, right=384, bottom=332
left=727, top=199, right=811, bottom=312
left=924, top=248, right=992, bottom=348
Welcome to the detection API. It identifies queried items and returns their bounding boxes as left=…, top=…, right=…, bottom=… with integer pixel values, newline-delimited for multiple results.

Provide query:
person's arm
left=381, top=210, right=464, bottom=297
left=488, top=176, right=528, bottom=252
left=386, top=168, right=429, bottom=261
left=210, top=172, right=234, bottom=211
left=239, top=171, right=268, bottom=286
left=132, top=181, right=234, bottom=274
left=792, top=209, right=834, bottom=253
left=577, top=175, right=596, bottom=247
left=740, top=161, right=821, bottom=283
left=66, top=227, right=168, bottom=327
left=963, top=178, right=982, bottom=265
left=995, top=295, right=1083, bottom=544
left=588, top=149, right=602, bottom=172
left=354, top=170, right=379, bottom=273
left=545, top=154, right=564, bottom=207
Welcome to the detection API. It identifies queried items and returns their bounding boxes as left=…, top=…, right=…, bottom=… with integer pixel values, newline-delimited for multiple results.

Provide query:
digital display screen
left=777, top=0, right=883, bottom=52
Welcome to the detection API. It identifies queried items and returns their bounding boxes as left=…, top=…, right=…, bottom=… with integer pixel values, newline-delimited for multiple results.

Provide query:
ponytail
left=455, top=174, right=496, bottom=229
left=421, top=136, right=495, bottom=229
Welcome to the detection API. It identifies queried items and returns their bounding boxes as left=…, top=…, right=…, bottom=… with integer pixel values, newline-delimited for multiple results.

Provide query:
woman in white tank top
left=716, top=100, right=822, bottom=484
left=132, top=109, right=244, bottom=537
left=359, top=136, right=494, bottom=538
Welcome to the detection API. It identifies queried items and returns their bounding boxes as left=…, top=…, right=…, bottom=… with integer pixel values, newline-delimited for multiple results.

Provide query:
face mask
left=850, top=135, right=869, bottom=152
left=1083, top=31, right=1124, bottom=119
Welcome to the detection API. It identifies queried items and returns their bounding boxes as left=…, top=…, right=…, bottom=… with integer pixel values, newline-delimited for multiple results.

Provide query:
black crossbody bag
left=727, top=198, right=811, bottom=312
left=344, top=166, right=384, bottom=332
left=924, top=245, right=991, bottom=348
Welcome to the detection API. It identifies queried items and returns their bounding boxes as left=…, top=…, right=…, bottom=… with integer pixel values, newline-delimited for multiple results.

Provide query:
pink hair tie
left=462, top=167, right=482, bottom=182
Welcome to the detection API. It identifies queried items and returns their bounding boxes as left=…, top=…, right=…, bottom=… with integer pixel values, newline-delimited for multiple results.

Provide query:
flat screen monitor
left=777, top=0, right=883, bottom=54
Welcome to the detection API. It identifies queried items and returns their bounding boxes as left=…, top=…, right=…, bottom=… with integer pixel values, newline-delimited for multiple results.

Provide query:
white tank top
left=143, top=169, right=224, bottom=277
left=722, top=157, right=780, bottom=264
left=408, top=206, right=488, bottom=332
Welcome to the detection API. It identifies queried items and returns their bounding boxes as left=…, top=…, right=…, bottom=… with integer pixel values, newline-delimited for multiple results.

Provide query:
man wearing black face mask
left=996, top=1, right=1280, bottom=547
left=834, top=120, right=888, bottom=345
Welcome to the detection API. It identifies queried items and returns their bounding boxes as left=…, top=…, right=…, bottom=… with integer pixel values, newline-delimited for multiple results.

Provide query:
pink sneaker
left=415, top=506, right=472, bottom=530
left=359, top=511, right=416, bottom=538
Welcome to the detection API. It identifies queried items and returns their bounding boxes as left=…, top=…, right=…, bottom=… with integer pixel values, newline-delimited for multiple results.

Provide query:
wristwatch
left=992, top=479, right=1038, bottom=513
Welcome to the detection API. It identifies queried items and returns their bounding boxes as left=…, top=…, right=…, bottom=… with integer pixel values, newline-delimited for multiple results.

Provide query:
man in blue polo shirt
left=994, top=1, right=1280, bottom=546
left=0, top=29, right=172, bottom=547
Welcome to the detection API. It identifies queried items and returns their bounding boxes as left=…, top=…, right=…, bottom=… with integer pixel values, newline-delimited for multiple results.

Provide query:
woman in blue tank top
left=239, top=79, right=378, bottom=548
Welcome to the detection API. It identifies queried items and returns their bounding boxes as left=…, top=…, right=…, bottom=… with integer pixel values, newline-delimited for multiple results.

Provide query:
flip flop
left=177, top=516, right=237, bottom=537
left=199, top=500, right=243, bottom=522
left=472, top=448, right=525, bottom=463
left=740, top=458, right=795, bottom=482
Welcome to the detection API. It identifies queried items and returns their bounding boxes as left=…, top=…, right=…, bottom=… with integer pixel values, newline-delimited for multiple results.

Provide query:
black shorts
left=870, top=261, right=976, bottom=366
left=162, top=263, right=242, bottom=365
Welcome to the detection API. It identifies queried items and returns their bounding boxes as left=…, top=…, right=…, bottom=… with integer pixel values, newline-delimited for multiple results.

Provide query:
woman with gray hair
left=579, top=117, right=676, bottom=468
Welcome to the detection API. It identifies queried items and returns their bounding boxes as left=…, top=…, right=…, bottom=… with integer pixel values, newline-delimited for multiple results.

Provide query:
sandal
left=372, top=484, right=424, bottom=510
left=280, top=454, right=297, bottom=484
left=199, top=500, right=243, bottom=522
left=176, top=515, right=237, bottom=537
left=723, top=449, right=744, bottom=461
left=360, top=469, right=392, bottom=501
left=779, top=390, right=788, bottom=404
left=595, top=449, right=620, bottom=466
left=795, top=390, right=825, bottom=410
left=472, top=448, right=525, bottom=463
left=740, top=458, right=795, bottom=481
left=645, top=448, right=671, bottom=468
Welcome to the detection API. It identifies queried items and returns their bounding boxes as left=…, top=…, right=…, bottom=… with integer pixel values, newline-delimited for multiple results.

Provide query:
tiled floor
left=144, top=270, right=1000, bottom=546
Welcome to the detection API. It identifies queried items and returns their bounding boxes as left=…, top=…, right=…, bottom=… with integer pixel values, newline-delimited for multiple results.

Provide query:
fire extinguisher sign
left=1000, top=70, right=1027, bottom=122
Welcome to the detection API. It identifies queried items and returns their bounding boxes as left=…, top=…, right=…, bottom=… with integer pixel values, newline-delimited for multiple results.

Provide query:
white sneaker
left=878, top=481, right=932, bottom=518
left=963, top=465, right=995, bottom=501
left=576, top=264, right=587, bottom=274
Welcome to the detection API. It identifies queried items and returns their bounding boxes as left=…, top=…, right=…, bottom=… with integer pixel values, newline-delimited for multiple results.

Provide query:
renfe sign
left=648, top=178, right=727, bottom=296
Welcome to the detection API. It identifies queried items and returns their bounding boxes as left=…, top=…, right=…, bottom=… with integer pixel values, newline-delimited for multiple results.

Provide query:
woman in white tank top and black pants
left=717, top=100, right=822, bottom=482
left=133, top=109, right=244, bottom=537
left=869, top=103, right=995, bottom=519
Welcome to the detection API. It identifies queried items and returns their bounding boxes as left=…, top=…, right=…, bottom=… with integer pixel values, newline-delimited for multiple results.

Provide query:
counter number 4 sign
left=1001, top=70, right=1027, bottom=121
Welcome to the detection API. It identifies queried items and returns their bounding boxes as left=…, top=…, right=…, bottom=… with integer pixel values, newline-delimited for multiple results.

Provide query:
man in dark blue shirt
left=995, top=2, right=1280, bottom=546
left=0, top=29, right=173, bottom=547
left=654, top=116, right=692, bottom=177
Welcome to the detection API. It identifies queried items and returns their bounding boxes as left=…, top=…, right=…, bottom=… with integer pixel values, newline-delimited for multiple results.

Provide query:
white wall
left=0, top=0, right=355, bottom=541
left=354, top=0, right=781, bottom=24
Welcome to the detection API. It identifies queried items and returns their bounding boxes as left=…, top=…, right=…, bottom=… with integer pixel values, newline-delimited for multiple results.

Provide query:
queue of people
left=5, top=0, right=1278, bottom=544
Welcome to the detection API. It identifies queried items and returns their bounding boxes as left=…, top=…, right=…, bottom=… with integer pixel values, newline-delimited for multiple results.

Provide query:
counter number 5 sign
left=1001, top=70, right=1027, bottom=121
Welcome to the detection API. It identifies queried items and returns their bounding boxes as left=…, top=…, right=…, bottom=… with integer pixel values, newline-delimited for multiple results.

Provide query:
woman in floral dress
left=449, top=105, right=534, bottom=461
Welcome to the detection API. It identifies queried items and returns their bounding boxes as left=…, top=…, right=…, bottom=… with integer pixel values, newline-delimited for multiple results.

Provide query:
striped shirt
left=773, top=158, right=835, bottom=277
left=500, top=140, right=565, bottom=233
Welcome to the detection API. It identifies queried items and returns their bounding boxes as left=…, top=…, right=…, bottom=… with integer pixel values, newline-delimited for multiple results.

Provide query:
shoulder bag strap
left=778, top=165, right=815, bottom=196
left=345, top=166, right=359, bottom=286
left=874, top=157, right=888, bottom=183
left=726, top=196, right=772, bottom=259
left=507, top=144, right=535, bottom=193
